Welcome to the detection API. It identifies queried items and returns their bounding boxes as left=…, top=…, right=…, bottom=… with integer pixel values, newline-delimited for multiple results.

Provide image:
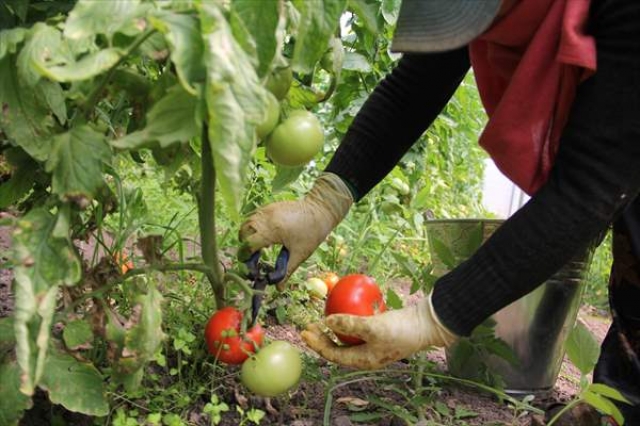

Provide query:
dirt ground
left=0, top=224, right=613, bottom=425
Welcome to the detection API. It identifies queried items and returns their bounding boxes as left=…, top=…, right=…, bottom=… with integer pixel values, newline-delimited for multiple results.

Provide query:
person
left=239, top=0, right=640, bottom=423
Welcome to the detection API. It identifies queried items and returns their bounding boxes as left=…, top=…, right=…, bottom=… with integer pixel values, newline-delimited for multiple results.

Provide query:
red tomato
left=324, top=274, right=386, bottom=345
left=321, top=272, right=340, bottom=294
left=204, top=307, right=264, bottom=365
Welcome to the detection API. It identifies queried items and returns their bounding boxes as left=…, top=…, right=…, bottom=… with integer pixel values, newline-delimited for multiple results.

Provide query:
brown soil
left=0, top=224, right=613, bottom=426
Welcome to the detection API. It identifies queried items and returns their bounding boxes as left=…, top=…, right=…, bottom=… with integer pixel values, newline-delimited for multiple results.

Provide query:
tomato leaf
left=38, top=80, right=67, bottom=124
left=0, top=27, right=27, bottom=59
left=113, top=84, right=200, bottom=149
left=231, top=0, right=281, bottom=78
left=150, top=12, right=206, bottom=95
left=63, top=319, right=94, bottom=351
left=64, top=0, right=146, bottom=40
left=12, top=208, right=81, bottom=394
left=42, top=48, right=122, bottom=82
left=385, top=288, right=403, bottom=310
left=0, top=164, right=34, bottom=209
left=291, top=0, right=347, bottom=74
left=381, top=0, right=401, bottom=26
left=0, top=359, right=33, bottom=425
left=0, top=56, right=54, bottom=161
left=272, top=165, right=304, bottom=192
left=200, top=4, right=269, bottom=219
left=16, top=23, right=62, bottom=87
left=588, top=383, right=631, bottom=404
left=46, top=125, right=111, bottom=203
left=348, top=0, right=381, bottom=35
left=583, top=390, right=625, bottom=425
left=112, top=284, right=164, bottom=391
left=565, top=320, right=601, bottom=376
left=342, top=52, right=372, bottom=73
left=40, top=346, right=109, bottom=416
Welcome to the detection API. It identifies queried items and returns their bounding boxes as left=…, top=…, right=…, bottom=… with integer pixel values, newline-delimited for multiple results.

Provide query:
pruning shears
left=245, top=247, right=290, bottom=326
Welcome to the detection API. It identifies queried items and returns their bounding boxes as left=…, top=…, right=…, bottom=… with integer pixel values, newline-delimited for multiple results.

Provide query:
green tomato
left=266, top=66, right=293, bottom=100
left=390, top=177, right=410, bottom=196
left=306, top=277, right=328, bottom=299
left=241, top=341, right=302, bottom=397
left=256, top=93, right=280, bottom=140
left=266, top=110, right=324, bottom=167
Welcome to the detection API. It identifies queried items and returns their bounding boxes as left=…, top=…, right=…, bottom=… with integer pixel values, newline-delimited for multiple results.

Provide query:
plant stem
left=81, top=28, right=156, bottom=120
left=199, top=125, right=225, bottom=308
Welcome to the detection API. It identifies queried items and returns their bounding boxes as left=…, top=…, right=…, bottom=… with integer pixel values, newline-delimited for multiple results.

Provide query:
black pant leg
left=594, top=197, right=640, bottom=423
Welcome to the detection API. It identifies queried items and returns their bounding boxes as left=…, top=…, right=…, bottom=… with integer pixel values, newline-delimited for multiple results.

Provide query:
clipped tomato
left=204, top=307, right=264, bottom=365
left=266, top=66, right=293, bottom=100
left=241, top=340, right=302, bottom=397
left=306, top=277, right=328, bottom=299
left=113, top=251, right=134, bottom=274
left=256, top=92, right=280, bottom=140
left=266, top=110, right=324, bottom=167
left=321, top=272, right=340, bottom=294
left=325, top=274, right=386, bottom=345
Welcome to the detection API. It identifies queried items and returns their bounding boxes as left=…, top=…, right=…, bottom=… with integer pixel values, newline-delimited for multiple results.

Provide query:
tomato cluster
left=204, top=307, right=302, bottom=398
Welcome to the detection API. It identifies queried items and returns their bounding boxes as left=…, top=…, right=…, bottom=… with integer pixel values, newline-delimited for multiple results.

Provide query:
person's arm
left=239, top=48, right=470, bottom=287
left=434, top=0, right=640, bottom=336
left=326, top=47, right=471, bottom=200
left=302, top=0, right=640, bottom=370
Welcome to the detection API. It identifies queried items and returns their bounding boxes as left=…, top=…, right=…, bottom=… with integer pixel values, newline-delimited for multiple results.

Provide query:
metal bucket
left=425, top=219, right=592, bottom=395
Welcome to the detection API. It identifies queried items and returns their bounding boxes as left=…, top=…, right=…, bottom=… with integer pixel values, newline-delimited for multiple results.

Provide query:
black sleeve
left=433, top=0, right=640, bottom=336
left=325, top=47, right=471, bottom=200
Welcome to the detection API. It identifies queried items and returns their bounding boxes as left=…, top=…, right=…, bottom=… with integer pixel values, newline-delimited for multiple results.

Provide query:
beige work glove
left=239, top=172, right=353, bottom=287
left=301, top=293, right=458, bottom=369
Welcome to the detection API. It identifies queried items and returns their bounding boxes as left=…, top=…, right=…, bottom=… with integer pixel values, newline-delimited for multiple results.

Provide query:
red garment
left=469, top=0, right=596, bottom=195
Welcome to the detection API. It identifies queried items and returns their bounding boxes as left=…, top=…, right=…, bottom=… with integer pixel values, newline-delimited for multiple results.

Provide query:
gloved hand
left=301, top=293, right=459, bottom=369
left=239, top=172, right=353, bottom=287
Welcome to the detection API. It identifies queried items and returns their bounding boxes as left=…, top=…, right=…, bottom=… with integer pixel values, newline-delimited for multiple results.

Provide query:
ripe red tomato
left=321, top=272, right=340, bottom=294
left=204, top=307, right=264, bottom=365
left=324, top=274, right=386, bottom=345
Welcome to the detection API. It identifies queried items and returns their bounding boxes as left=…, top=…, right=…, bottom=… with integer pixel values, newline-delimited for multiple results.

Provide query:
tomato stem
left=199, top=124, right=226, bottom=308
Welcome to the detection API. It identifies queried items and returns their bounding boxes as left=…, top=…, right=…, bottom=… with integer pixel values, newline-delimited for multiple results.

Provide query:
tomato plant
left=204, top=307, right=264, bottom=365
left=240, top=340, right=302, bottom=397
left=266, top=110, right=324, bottom=167
left=325, top=274, right=387, bottom=345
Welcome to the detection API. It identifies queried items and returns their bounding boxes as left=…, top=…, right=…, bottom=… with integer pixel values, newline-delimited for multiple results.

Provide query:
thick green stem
left=199, top=125, right=225, bottom=308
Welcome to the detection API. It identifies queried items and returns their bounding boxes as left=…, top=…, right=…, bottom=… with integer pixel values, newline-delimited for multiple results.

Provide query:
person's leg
left=593, top=197, right=640, bottom=423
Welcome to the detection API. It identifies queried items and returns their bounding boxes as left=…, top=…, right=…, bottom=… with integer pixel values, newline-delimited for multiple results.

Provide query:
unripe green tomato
left=306, top=277, right=328, bottom=299
left=390, top=177, right=410, bottom=196
left=266, top=110, right=324, bottom=167
left=241, top=341, right=302, bottom=397
left=266, top=66, right=293, bottom=100
left=256, top=93, right=280, bottom=140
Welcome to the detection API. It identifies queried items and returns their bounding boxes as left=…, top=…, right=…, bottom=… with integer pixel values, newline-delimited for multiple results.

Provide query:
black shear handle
left=247, top=247, right=290, bottom=326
